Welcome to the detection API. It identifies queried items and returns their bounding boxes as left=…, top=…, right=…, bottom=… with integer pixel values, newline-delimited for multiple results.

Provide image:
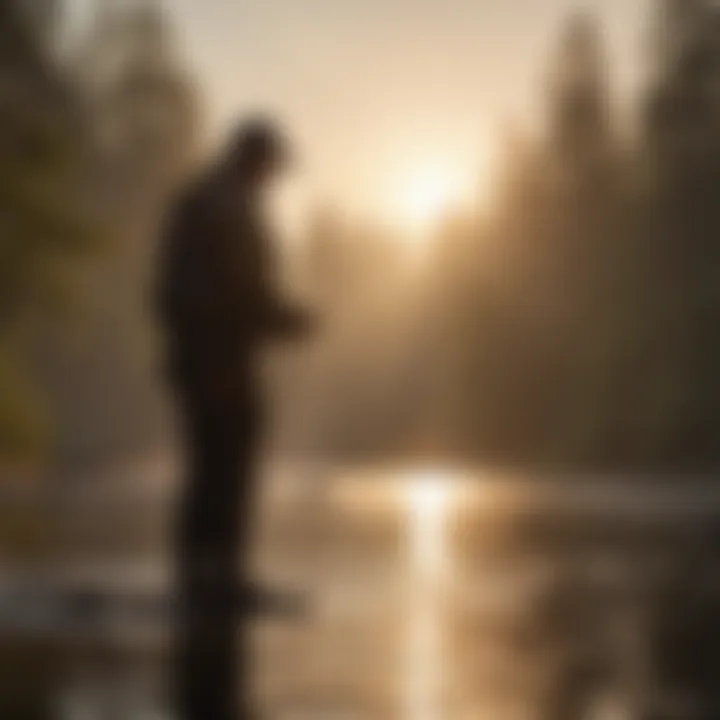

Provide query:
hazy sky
left=105, top=1, right=652, bottom=223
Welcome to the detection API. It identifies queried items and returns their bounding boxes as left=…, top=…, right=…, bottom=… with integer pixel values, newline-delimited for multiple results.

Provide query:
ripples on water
left=3, top=468, right=720, bottom=720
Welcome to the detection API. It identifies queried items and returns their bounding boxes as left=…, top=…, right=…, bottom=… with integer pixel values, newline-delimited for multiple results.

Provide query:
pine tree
left=549, top=12, right=612, bottom=178
left=531, top=11, right=622, bottom=465
left=638, top=0, right=720, bottom=466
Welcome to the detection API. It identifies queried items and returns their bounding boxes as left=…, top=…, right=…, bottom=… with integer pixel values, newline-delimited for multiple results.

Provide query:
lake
left=2, top=465, right=720, bottom=720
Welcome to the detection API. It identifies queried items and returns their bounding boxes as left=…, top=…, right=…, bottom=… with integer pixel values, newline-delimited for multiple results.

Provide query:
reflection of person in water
left=157, top=118, right=314, bottom=720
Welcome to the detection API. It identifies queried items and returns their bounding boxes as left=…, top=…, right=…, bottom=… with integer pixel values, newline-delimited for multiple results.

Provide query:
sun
left=397, top=165, right=469, bottom=232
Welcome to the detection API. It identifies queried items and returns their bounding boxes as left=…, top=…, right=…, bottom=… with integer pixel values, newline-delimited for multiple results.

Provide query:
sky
left=74, top=0, right=651, bottom=226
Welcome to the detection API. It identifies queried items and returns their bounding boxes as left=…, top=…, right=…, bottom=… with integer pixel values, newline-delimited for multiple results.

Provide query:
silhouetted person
left=157, top=118, right=312, bottom=720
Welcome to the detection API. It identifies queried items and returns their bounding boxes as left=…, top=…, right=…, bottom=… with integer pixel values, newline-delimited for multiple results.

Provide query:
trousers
left=172, top=360, right=263, bottom=720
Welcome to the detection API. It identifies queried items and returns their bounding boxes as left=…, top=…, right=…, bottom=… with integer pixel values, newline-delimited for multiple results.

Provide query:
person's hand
left=271, top=302, right=318, bottom=342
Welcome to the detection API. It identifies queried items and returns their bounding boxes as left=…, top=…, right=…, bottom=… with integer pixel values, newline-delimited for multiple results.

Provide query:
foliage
left=285, top=2, right=720, bottom=472
left=428, top=1, right=720, bottom=471
left=0, top=2, right=92, bottom=463
left=0, top=343, right=47, bottom=461
left=31, top=0, right=200, bottom=465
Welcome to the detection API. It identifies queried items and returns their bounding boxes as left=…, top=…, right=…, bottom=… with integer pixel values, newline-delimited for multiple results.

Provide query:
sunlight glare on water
left=409, top=473, right=450, bottom=574
left=405, top=472, right=453, bottom=720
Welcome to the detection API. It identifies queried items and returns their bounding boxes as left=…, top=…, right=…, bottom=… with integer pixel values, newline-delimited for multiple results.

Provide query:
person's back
left=160, top=167, right=278, bottom=389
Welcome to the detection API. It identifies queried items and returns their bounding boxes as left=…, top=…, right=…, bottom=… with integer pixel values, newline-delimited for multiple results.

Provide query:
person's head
left=222, top=116, right=291, bottom=190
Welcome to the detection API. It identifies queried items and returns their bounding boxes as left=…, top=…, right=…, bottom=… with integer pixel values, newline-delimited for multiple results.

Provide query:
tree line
left=426, top=0, right=720, bottom=472
left=290, top=0, right=720, bottom=473
left=4, top=0, right=720, bottom=474
left=0, top=0, right=197, bottom=469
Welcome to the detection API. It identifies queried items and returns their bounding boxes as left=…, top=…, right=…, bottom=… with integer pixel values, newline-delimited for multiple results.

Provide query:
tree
left=37, top=0, right=201, bottom=465
left=445, top=12, right=625, bottom=467
left=541, top=12, right=631, bottom=465
left=637, top=0, right=720, bottom=466
left=0, top=1, right=90, bottom=462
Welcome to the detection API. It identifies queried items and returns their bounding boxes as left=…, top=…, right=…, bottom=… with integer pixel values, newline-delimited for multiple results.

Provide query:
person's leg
left=174, top=404, right=212, bottom=720
left=212, top=392, right=264, bottom=720
left=175, top=396, right=240, bottom=720
left=174, top=374, right=264, bottom=720
left=180, top=401, right=260, bottom=720
left=207, top=417, right=246, bottom=720
left=234, top=439, right=262, bottom=720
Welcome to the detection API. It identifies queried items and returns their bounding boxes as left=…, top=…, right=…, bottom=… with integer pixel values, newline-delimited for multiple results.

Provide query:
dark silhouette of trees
left=7, top=0, right=720, bottom=476
left=633, top=0, right=720, bottom=467
left=417, top=2, right=720, bottom=473
left=273, top=0, right=720, bottom=474
left=421, top=12, right=625, bottom=468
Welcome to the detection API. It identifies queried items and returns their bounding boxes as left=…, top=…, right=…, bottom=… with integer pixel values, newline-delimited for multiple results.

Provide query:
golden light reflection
left=408, top=473, right=451, bottom=573
left=406, top=472, right=452, bottom=720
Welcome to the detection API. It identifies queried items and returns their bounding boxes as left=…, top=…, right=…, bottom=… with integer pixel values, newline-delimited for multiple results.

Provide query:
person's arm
left=264, top=294, right=317, bottom=342
left=224, top=205, right=317, bottom=343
